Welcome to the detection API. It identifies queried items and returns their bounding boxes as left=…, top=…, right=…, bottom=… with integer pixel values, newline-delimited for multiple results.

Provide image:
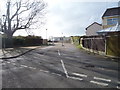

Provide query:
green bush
left=13, top=35, right=43, bottom=47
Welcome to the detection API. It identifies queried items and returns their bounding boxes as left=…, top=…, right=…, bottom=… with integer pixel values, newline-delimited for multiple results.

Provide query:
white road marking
left=61, top=60, right=69, bottom=78
left=39, top=69, right=49, bottom=72
left=118, top=81, right=120, bottom=84
left=56, top=74, right=62, bottom=76
left=58, top=50, right=61, bottom=56
left=0, top=60, right=3, bottom=62
left=6, top=62, right=11, bottom=64
left=90, top=80, right=108, bottom=86
left=117, top=86, right=120, bottom=89
left=20, top=65, right=28, bottom=68
left=28, top=66, right=34, bottom=69
left=51, top=73, right=62, bottom=76
left=12, top=63, right=16, bottom=65
left=94, top=77, right=111, bottom=82
left=98, top=67, right=105, bottom=70
left=72, top=73, right=87, bottom=77
left=66, top=57, right=73, bottom=59
left=30, top=67, right=36, bottom=69
left=68, top=76, right=83, bottom=81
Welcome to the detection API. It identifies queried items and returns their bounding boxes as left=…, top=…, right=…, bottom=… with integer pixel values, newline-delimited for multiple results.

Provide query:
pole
left=2, top=15, right=6, bottom=49
left=62, top=33, right=64, bottom=46
left=46, top=29, right=47, bottom=39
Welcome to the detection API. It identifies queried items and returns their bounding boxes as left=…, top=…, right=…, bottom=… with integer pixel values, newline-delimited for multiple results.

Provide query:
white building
left=85, top=22, right=102, bottom=36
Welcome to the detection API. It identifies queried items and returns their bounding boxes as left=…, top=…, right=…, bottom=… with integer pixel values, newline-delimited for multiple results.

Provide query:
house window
left=107, top=18, right=118, bottom=25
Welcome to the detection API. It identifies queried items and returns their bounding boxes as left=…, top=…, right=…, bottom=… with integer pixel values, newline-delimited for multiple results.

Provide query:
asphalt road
left=1, top=43, right=120, bottom=88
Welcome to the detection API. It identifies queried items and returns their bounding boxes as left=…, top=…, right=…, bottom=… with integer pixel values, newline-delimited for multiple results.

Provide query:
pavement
left=0, top=46, right=43, bottom=59
left=1, top=43, right=120, bottom=88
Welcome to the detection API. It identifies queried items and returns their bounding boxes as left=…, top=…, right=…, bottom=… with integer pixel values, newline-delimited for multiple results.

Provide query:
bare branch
left=10, top=1, right=22, bottom=20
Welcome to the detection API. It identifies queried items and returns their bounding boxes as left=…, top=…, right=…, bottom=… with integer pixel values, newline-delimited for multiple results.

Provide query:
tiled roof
left=102, top=7, right=120, bottom=17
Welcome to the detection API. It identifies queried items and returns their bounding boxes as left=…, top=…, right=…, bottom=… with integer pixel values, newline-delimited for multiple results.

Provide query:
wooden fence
left=82, top=36, right=105, bottom=52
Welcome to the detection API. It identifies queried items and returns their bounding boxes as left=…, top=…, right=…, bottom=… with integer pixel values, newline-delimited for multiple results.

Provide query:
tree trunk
left=5, top=33, right=13, bottom=48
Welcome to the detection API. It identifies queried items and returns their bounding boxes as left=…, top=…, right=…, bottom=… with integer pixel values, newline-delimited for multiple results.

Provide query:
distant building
left=102, top=7, right=120, bottom=29
left=85, top=22, right=102, bottom=36
left=49, top=37, right=70, bottom=43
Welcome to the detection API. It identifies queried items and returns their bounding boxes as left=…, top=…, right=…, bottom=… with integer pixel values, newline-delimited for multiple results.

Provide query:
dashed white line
left=117, top=86, right=120, bottom=89
left=72, top=73, right=87, bottom=77
left=94, top=77, right=111, bottom=82
left=20, top=65, right=28, bottom=68
left=40, top=69, right=49, bottom=73
left=90, top=80, right=108, bottom=86
left=31, top=67, right=36, bottom=69
left=28, top=66, right=34, bottom=69
left=0, top=60, right=3, bottom=62
left=58, top=50, right=61, bottom=56
left=12, top=63, right=16, bottom=65
left=118, top=81, right=120, bottom=84
left=68, top=76, right=83, bottom=81
left=51, top=73, right=62, bottom=76
left=6, top=62, right=11, bottom=64
left=61, top=60, right=69, bottom=78
left=56, top=74, right=62, bottom=76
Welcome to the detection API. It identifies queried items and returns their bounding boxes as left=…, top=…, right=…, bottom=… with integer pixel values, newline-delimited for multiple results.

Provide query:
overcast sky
left=0, top=0, right=119, bottom=39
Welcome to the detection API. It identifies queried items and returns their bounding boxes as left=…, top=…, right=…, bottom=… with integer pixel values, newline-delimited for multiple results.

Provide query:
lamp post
left=62, top=33, right=64, bottom=46
left=46, top=29, right=47, bottom=39
left=2, top=15, right=6, bottom=49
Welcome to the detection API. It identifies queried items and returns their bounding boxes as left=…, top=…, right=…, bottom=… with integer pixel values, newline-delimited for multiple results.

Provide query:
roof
left=97, top=24, right=120, bottom=34
left=102, top=7, right=120, bottom=17
left=86, top=22, right=102, bottom=30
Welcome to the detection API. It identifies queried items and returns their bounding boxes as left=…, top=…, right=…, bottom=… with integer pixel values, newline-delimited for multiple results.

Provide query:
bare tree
left=2, top=0, right=46, bottom=39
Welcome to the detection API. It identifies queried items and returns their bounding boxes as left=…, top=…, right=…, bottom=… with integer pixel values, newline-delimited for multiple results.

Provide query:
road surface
left=1, top=43, right=120, bottom=88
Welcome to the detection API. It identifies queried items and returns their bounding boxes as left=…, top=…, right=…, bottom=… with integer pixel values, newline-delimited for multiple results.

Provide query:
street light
left=62, top=33, right=64, bottom=46
left=46, top=29, right=47, bottom=39
left=2, top=15, right=6, bottom=49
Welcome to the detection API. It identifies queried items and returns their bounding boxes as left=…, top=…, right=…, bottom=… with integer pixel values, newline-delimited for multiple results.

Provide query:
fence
left=82, top=36, right=105, bottom=52
left=106, top=32, right=120, bottom=57
left=71, top=32, right=120, bottom=57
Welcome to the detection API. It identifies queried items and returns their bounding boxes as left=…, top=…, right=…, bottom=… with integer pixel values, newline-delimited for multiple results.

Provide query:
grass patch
left=77, top=45, right=83, bottom=49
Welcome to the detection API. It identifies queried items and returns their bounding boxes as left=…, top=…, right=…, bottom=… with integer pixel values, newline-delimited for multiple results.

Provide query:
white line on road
left=61, top=60, right=69, bottom=78
left=12, top=63, right=16, bottom=65
left=90, top=80, right=108, bottom=86
left=72, top=73, right=87, bottom=77
left=117, top=81, right=120, bottom=84
left=0, top=60, right=3, bottom=62
left=20, top=65, right=28, bottom=68
left=117, top=86, right=120, bottom=89
left=68, top=76, right=83, bottom=81
left=65, top=57, right=73, bottom=59
left=6, top=62, right=11, bottom=64
left=58, top=50, right=61, bottom=56
left=40, top=69, right=49, bottom=73
left=94, top=77, right=111, bottom=82
left=30, top=67, right=36, bottom=69
left=51, top=73, right=62, bottom=76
